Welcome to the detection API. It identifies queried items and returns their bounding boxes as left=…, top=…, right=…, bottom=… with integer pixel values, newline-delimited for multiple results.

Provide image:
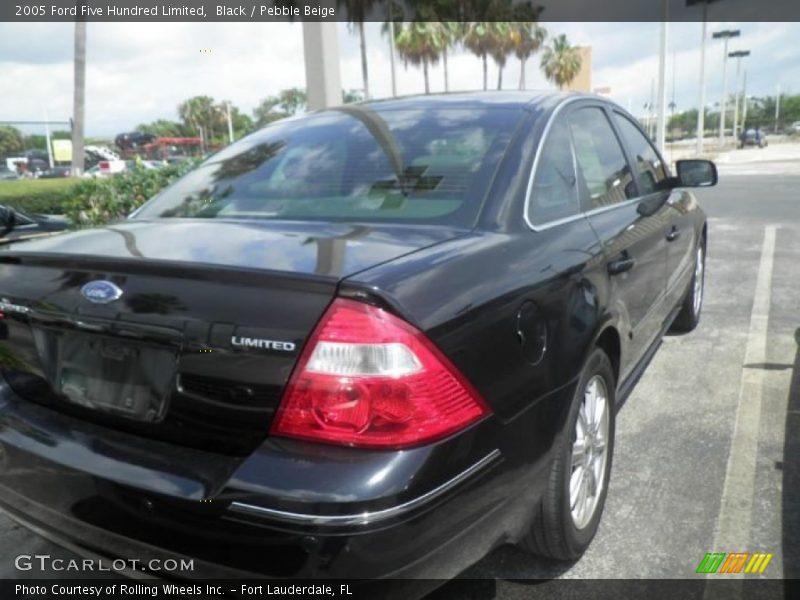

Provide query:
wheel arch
left=592, top=325, right=622, bottom=387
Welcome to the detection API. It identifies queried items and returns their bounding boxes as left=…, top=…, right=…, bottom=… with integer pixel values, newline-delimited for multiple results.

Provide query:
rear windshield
left=133, top=107, right=524, bottom=227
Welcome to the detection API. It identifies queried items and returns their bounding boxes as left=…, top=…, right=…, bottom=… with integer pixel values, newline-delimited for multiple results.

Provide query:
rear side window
left=528, top=117, right=580, bottom=226
left=613, top=113, right=667, bottom=194
left=568, top=107, right=635, bottom=209
left=134, top=108, right=524, bottom=227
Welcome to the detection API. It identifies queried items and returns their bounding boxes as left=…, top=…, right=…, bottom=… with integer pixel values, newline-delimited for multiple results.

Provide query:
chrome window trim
left=523, top=97, right=639, bottom=232
left=228, top=449, right=501, bottom=527
left=523, top=96, right=584, bottom=231
left=611, top=109, right=671, bottom=190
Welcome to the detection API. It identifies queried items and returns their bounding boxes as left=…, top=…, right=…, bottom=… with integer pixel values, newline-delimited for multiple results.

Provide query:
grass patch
left=0, top=178, right=77, bottom=214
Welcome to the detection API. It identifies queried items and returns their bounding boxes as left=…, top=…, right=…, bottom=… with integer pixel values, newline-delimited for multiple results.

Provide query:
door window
left=613, top=113, right=668, bottom=194
left=528, top=117, right=580, bottom=226
left=568, top=107, right=636, bottom=209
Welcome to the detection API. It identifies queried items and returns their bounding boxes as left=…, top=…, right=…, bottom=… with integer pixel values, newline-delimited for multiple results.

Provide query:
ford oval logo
left=80, top=280, right=123, bottom=304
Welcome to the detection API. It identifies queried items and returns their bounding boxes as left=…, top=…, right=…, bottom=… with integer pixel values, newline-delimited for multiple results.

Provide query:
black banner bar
left=2, top=579, right=796, bottom=600
left=3, top=0, right=800, bottom=23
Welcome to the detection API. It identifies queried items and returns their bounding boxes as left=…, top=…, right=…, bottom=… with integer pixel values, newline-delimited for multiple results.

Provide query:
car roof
left=322, top=90, right=584, bottom=113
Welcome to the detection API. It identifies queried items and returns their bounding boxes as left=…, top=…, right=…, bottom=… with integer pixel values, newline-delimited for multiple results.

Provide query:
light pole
left=302, top=22, right=343, bottom=110
left=225, top=101, right=234, bottom=144
left=388, top=20, right=398, bottom=97
left=686, top=0, right=720, bottom=155
left=712, top=29, right=740, bottom=146
left=43, top=107, right=54, bottom=169
left=741, top=70, right=749, bottom=128
left=728, top=50, right=750, bottom=141
left=775, top=84, right=781, bottom=133
left=71, top=22, right=87, bottom=177
left=656, top=15, right=669, bottom=154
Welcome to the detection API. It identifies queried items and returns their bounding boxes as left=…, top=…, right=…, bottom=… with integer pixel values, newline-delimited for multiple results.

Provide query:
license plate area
left=56, top=334, right=176, bottom=422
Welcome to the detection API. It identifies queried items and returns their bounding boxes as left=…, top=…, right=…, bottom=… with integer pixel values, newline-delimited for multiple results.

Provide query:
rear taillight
left=270, top=298, right=489, bottom=449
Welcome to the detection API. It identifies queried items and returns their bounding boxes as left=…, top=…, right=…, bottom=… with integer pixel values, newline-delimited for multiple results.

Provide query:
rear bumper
left=0, top=445, right=512, bottom=588
left=0, top=377, right=571, bottom=583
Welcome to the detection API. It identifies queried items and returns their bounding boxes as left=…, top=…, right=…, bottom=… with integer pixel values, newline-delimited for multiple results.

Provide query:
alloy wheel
left=693, top=245, right=704, bottom=317
left=570, top=375, right=610, bottom=530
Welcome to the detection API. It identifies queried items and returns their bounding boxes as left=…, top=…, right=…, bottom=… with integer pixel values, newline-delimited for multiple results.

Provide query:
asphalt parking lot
left=1, top=169, right=798, bottom=594
left=442, top=168, right=800, bottom=596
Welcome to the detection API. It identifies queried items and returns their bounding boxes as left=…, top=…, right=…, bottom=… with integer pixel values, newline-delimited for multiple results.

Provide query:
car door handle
left=666, top=226, right=681, bottom=242
left=607, top=257, right=636, bottom=275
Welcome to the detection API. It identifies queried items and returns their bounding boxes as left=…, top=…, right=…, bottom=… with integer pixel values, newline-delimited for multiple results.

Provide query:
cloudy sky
left=0, top=21, right=797, bottom=138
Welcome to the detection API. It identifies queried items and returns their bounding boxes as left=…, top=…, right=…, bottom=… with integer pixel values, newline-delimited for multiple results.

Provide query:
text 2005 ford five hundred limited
left=0, top=93, right=716, bottom=591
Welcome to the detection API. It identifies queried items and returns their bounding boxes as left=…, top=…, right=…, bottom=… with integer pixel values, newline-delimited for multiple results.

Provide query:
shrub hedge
left=62, top=160, right=198, bottom=227
left=0, top=178, right=77, bottom=214
left=0, top=159, right=198, bottom=226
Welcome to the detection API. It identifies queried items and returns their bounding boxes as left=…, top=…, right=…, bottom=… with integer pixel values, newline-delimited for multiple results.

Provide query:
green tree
left=178, top=96, right=219, bottom=144
left=343, top=89, right=365, bottom=103
left=22, top=131, right=72, bottom=153
left=253, top=96, right=284, bottom=127
left=0, top=125, right=24, bottom=157
left=136, top=120, right=191, bottom=138
left=541, top=34, right=582, bottom=91
left=511, top=22, right=547, bottom=90
left=277, top=88, right=307, bottom=115
left=394, top=22, right=447, bottom=95
left=440, top=23, right=463, bottom=92
left=463, top=23, right=499, bottom=91
left=228, top=107, right=254, bottom=139
left=253, top=88, right=308, bottom=128
left=488, top=23, right=513, bottom=90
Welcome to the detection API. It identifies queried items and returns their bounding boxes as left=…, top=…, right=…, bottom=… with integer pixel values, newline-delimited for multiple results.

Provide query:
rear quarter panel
left=342, top=220, right=613, bottom=440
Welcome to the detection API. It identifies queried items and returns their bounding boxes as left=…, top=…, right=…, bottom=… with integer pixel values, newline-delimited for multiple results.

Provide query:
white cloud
left=0, top=21, right=797, bottom=137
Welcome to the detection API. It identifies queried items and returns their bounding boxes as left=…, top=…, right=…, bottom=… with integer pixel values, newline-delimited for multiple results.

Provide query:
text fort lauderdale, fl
left=56, top=4, right=336, bottom=17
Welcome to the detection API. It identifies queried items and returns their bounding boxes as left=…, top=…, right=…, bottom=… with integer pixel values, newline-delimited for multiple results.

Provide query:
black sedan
left=0, top=92, right=715, bottom=591
left=37, top=165, right=72, bottom=178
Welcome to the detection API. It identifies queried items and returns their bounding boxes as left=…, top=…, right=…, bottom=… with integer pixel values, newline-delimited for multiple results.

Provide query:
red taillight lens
left=270, top=298, right=489, bottom=449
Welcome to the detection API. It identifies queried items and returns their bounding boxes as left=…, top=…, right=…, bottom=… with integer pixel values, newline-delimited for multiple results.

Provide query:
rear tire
left=671, top=239, right=705, bottom=333
left=519, top=348, right=616, bottom=560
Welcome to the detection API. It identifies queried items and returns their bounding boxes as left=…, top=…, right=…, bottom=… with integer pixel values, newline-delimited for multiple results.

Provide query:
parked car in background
left=38, top=166, right=72, bottom=178
left=115, top=131, right=157, bottom=150
left=82, top=164, right=104, bottom=178
left=739, top=128, right=768, bottom=148
left=0, top=92, right=716, bottom=594
left=83, top=159, right=164, bottom=178
left=0, top=165, right=19, bottom=181
left=85, top=145, right=121, bottom=162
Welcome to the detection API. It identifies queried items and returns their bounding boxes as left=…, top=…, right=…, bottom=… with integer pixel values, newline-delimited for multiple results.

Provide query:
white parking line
left=706, top=226, right=776, bottom=592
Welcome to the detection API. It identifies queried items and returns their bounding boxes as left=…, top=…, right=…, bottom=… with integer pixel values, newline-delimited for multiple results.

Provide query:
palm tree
left=394, top=22, right=446, bottom=95
left=511, top=23, right=547, bottom=90
left=71, top=22, right=86, bottom=176
left=277, top=88, right=307, bottom=114
left=488, top=23, right=513, bottom=90
left=395, top=2, right=461, bottom=93
left=440, top=22, right=463, bottom=92
left=339, top=0, right=378, bottom=99
left=463, top=22, right=502, bottom=91
left=178, top=96, right=219, bottom=148
left=541, top=34, right=583, bottom=91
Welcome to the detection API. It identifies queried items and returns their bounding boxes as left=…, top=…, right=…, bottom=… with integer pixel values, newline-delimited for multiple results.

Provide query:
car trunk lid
left=0, top=219, right=464, bottom=454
